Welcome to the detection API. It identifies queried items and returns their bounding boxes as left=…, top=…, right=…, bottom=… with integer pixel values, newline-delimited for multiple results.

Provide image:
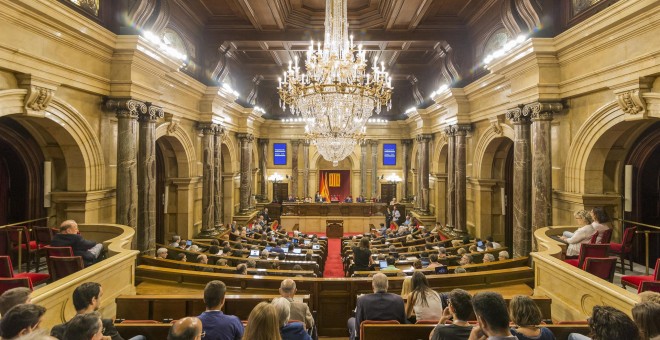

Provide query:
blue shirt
left=281, top=322, right=312, bottom=340
left=510, top=327, right=555, bottom=340
left=198, top=310, right=244, bottom=340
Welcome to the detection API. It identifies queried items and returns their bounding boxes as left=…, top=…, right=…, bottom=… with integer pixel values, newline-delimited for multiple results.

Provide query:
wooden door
left=381, top=183, right=396, bottom=205
left=273, top=183, right=288, bottom=203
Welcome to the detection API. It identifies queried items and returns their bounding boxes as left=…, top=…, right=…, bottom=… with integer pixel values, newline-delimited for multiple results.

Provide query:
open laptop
left=249, top=249, right=260, bottom=257
left=435, top=266, right=448, bottom=274
left=292, top=248, right=302, bottom=254
left=312, top=244, right=321, bottom=250
left=304, top=239, right=311, bottom=245
left=379, top=260, right=388, bottom=269
left=421, top=258, right=430, bottom=267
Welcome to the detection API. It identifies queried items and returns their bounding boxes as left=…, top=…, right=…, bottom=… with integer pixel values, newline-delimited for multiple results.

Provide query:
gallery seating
left=608, top=226, right=636, bottom=274
left=0, top=255, right=49, bottom=287
left=582, top=257, right=617, bottom=283
left=563, top=244, right=610, bottom=268
left=48, top=256, right=84, bottom=281
left=0, top=277, right=32, bottom=294
left=621, top=258, right=660, bottom=292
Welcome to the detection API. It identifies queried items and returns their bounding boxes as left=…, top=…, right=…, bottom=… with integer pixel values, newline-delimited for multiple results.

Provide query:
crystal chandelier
left=277, top=0, right=393, bottom=162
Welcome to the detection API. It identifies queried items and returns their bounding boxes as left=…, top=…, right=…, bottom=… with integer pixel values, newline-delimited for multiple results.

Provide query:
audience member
left=62, top=312, right=104, bottom=340
left=51, top=282, right=138, bottom=340
left=236, top=263, right=248, bottom=275
left=508, top=295, right=554, bottom=340
left=454, top=267, right=467, bottom=274
left=195, top=255, right=214, bottom=272
left=198, top=280, right=244, bottom=340
left=243, top=302, right=282, bottom=340
left=427, top=254, right=442, bottom=269
left=469, top=292, right=517, bottom=339
left=430, top=289, right=473, bottom=340
left=0, top=304, right=46, bottom=339
left=486, top=236, right=501, bottom=249
left=177, top=253, right=187, bottom=262
left=50, top=220, right=104, bottom=266
left=352, top=238, right=374, bottom=272
left=498, top=251, right=510, bottom=261
left=279, top=279, right=314, bottom=330
left=383, top=256, right=400, bottom=272
left=568, top=305, right=639, bottom=340
left=561, top=210, right=596, bottom=256
left=216, top=259, right=228, bottom=266
left=0, top=287, right=31, bottom=316
left=347, top=273, right=406, bottom=340
left=405, top=272, right=443, bottom=322
left=459, top=254, right=473, bottom=266
left=483, top=254, right=495, bottom=263
left=157, top=248, right=168, bottom=259
left=271, top=297, right=312, bottom=340
left=632, top=302, right=659, bottom=340
left=639, top=291, right=660, bottom=304
left=590, top=207, right=612, bottom=243
left=13, top=329, right=55, bottom=340
left=169, top=235, right=181, bottom=247
left=168, top=317, right=203, bottom=340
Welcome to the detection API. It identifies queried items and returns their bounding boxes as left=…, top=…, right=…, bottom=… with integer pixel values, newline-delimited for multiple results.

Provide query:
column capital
left=257, top=138, right=269, bottom=146
left=237, top=133, right=254, bottom=143
left=214, top=125, right=226, bottom=137
left=291, top=139, right=302, bottom=147
left=452, top=124, right=472, bottom=136
left=105, top=98, right=147, bottom=119
left=443, top=126, right=456, bottom=137
left=416, top=134, right=433, bottom=143
left=197, top=123, right=218, bottom=135
left=506, top=105, right=531, bottom=124
left=524, top=102, right=563, bottom=121
left=401, top=139, right=413, bottom=146
left=368, top=139, right=379, bottom=146
left=138, top=104, right=164, bottom=122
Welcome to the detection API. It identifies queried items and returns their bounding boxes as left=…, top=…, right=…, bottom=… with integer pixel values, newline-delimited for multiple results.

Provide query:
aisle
left=323, top=237, right=345, bottom=277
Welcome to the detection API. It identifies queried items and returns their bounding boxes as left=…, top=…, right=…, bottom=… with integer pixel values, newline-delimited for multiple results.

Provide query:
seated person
left=168, top=317, right=203, bottom=340
left=498, top=251, right=510, bottom=261
left=195, top=255, right=214, bottom=272
left=590, top=207, right=613, bottom=243
left=50, top=220, right=104, bottom=267
left=459, top=254, right=473, bottom=266
left=561, top=210, right=596, bottom=256
left=271, top=298, right=312, bottom=340
left=430, top=289, right=473, bottom=340
left=344, top=196, right=353, bottom=203
left=347, top=273, right=406, bottom=340
left=63, top=312, right=105, bottom=340
left=0, top=304, right=46, bottom=339
left=235, top=263, right=248, bottom=275
left=177, top=253, right=187, bottom=262
left=383, top=256, right=400, bottom=272
left=469, top=292, right=516, bottom=339
left=568, top=305, right=639, bottom=340
left=0, top=287, right=32, bottom=317
left=198, top=281, right=244, bottom=340
left=426, top=254, right=442, bottom=269
left=509, top=295, right=554, bottom=340
left=279, top=279, right=315, bottom=330
left=156, top=248, right=168, bottom=259
left=483, top=253, right=495, bottom=263
left=405, top=272, right=443, bottom=322
left=169, top=235, right=181, bottom=247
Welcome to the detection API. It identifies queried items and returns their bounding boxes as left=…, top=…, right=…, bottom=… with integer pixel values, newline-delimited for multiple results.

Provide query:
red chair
left=609, top=226, right=636, bottom=274
left=0, top=256, right=49, bottom=286
left=582, top=257, right=617, bottom=283
left=0, top=277, right=32, bottom=294
left=48, top=256, right=84, bottom=281
left=33, top=227, right=54, bottom=249
left=0, top=230, right=10, bottom=256
left=45, top=246, right=74, bottom=282
left=360, top=320, right=400, bottom=340
left=621, top=258, right=660, bottom=291
left=119, top=320, right=161, bottom=324
left=598, top=229, right=612, bottom=244
left=639, top=281, right=660, bottom=293
left=564, top=244, right=610, bottom=268
left=7, top=226, right=40, bottom=273
left=589, top=232, right=599, bottom=244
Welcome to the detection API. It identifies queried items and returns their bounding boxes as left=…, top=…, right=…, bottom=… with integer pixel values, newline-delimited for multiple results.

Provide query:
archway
left=431, top=140, right=448, bottom=223
left=317, top=157, right=353, bottom=201
left=221, top=143, right=235, bottom=223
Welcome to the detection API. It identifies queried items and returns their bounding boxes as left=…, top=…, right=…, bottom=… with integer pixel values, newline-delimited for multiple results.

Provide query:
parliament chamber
left=0, top=0, right=659, bottom=339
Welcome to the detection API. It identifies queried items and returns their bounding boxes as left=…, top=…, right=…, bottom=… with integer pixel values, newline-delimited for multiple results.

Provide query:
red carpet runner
left=323, top=237, right=344, bottom=278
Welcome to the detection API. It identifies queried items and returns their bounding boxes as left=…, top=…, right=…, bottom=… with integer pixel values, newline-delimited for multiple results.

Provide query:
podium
left=326, top=220, right=344, bottom=238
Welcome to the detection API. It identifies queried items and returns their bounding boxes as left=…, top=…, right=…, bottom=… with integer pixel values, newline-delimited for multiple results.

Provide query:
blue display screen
left=273, top=143, right=287, bottom=165
left=383, top=144, right=396, bottom=166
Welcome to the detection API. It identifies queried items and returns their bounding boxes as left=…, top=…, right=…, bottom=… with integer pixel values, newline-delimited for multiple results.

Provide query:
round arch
left=0, top=89, right=105, bottom=191
left=431, top=138, right=449, bottom=174
left=222, top=135, right=239, bottom=175
left=473, top=124, right=515, bottom=179
left=155, top=123, right=195, bottom=178
left=309, top=149, right=359, bottom=170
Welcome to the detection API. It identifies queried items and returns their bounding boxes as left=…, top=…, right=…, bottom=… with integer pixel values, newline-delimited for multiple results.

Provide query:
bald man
left=168, top=317, right=203, bottom=340
left=347, top=273, right=405, bottom=340
left=279, top=279, right=314, bottom=330
left=50, top=220, right=103, bottom=267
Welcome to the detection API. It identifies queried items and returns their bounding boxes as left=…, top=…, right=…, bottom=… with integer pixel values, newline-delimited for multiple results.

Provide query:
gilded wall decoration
left=69, top=0, right=99, bottom=16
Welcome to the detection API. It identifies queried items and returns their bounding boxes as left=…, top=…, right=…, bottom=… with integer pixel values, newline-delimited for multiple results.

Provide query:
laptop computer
left=312, top=244, right=320, bottom=250
left=304, top=239, right=311, bottom=245
left=379, top=260, right=388, bottom=269
left=293, top=248, right=302, bottom=254
left=435, top=266, right=448, bottom=274
left=421, top=259, right=430, bottom=267
left=249, top=249, right=260, bottom=257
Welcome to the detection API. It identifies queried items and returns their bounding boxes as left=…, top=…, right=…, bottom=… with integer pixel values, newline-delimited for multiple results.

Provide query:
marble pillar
left=370, top=140, right=379, bottom=199
left=416, top=134, right=432, bottom=213
left=198, top=123, right=216, bottom=231
left=527, top=102, right=562, bottom=240
left=107, top=99, right=146, bottom=238
left=360, top=141, right=368, bottom=197
left=453, top=125, right=471, bottom=234
left=137, top=104, right=163, bottom=254
left=258, top=138, right=269, bottom=202
left=238, top=133, right=254, bottom=213
left=416, top=146, right=422, bottom=210
left=290, top=140, right=300, bottom=199
left=401, top=139, right=412, bottom=201
left=507, top=106, right=533, bottom=257
left=444, top=126, right=456, bottom=231
left=214, top=127, right=226, bottom=228
left=302, top=141, right=310, bottom=199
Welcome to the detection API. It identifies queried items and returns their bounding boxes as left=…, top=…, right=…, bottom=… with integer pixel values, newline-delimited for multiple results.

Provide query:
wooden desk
left=326, top=220, right=344, bottom=238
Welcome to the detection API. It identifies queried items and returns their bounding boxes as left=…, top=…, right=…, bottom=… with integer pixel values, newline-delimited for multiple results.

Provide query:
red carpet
left=323, top=237, right=344, bottom=277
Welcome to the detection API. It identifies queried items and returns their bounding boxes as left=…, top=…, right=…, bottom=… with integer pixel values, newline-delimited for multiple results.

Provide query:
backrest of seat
left=621, top=226, right=637, bottom=248
left=360, top=320, right=400, bottom=340
left=598, top=229, right=612, bottom=244
left=0, top=277, right=32, bottom=294
left=578, top=244, right=610, bottom=268
left=33, top=227, right=54, bottom=245
left=654, top=258, right=660, bottom=281
left=583, top=257, right=617, bottom=282
left=0, top=231, right=9, bottom=256
left=639, top=281, right=660, bottom=293
left=0, top=256, right=14, bottom=278
left=46, top=246, right=74, bottom=257
left=589, top=232, right=598, bottom=244
left=50, top=256, right=84, bottom=281
left=7, top=226, right=31, bottom=245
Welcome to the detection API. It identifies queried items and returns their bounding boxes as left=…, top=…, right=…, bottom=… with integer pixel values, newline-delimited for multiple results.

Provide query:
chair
left=0, top=230, right=10, bottom=256
left=119, top=320, right=161, bottom=324
left=598, top=229, right=612, bottom=244
left=45, top=246, right=74, bottom=282
left=0, top=277, right=32, bottom=294
left=621, top=258, right=660, bottom=291
left=589, top=232, right=599, bottom=244
left=33, top=227, right=54, bottom=249
left=359, top=320, right=400, bottom=340
left=0, top=256, right=49, bottom=286
left=48, top=256, right=84, bottom=281
left=582, top=257, right=617, bottom=282
left=609, top=226, right=636, bottom=274
left=7, top=226, right=40, bottom=273
left=564, top=244, right=610, bottom=268
left=639, top=281, right=660, bottom=293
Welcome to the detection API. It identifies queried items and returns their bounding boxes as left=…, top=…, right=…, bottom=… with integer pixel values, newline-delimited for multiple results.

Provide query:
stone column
left=238, top=133, right=254, bottom=213
left=416, top=146, right=422, bottom=210
left=360, top=141, right=368, bottom=197
left=258, top=138, right=269, bottom=201
left=506, top=106, right=533, bottom=257
left=444, top=126, right=456, bottom=231
left=106, top=99, right=146, bottom=237
left=198, top=123, right=216, bottom=230
left=370, top=140, right=379, bottom=199
left=290, top=140, right=300, bottom=199
left=527, top=102, right=562, bottom=238
left=302, top=141, right=310, bottom=199
left=214, top=128, right=226, bottom=228
left=401, top=139, right=412, bottom=201
left=136, top=104, right=163, bottom=254
left=416, top=134, right=432, bottom=213
left=453, top=125, right=471, bottom=235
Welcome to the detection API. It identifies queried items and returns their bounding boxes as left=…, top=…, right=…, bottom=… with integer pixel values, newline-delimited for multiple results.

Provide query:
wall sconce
left=386, top=173, right=402, bottom=183
left=268, top=173, right=284, bottom=183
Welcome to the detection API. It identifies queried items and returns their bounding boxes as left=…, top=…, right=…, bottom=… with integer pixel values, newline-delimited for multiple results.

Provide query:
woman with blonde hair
left=243, top=302, right=282, bottom=340
left=400, top=276, right=412, bottom=297
left=560, top=210, right=596, bottom=257
left=508, top=295, right=555, bottom=340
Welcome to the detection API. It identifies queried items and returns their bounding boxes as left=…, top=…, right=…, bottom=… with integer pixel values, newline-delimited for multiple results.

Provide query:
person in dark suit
left=347, top=273, right=406, bottom=340
left=261, top=208, right=271, bottom=224
left=50, top=220, right=103, bottom=267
